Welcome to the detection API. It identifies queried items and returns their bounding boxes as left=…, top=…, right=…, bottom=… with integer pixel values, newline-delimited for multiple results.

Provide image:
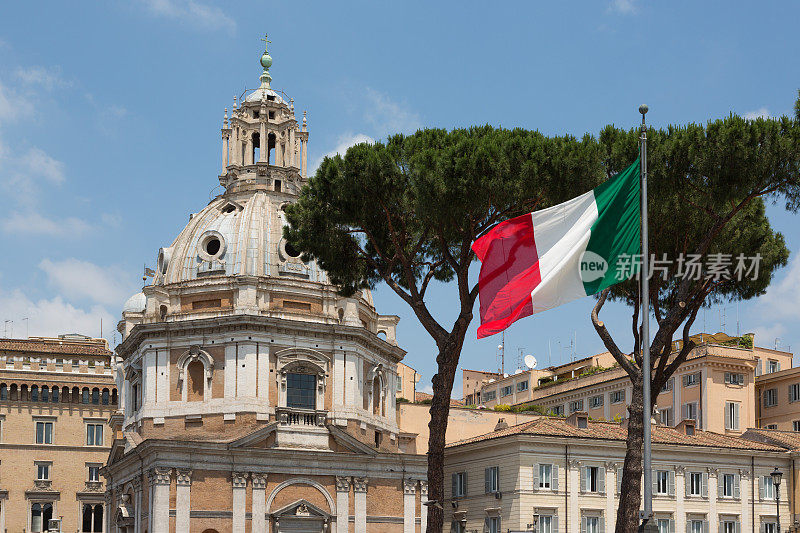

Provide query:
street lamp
left=771, top=467, right=783, bottom=533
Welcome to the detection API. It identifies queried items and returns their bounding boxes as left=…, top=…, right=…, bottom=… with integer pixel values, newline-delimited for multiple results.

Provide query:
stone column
left=301, top=138, right=308, bottom=178
left=568, top=460, right=581, bottom=530
left=605, top=463, right=616, bottom=532
left=222, top=132, right=229, bottom=170
left=675, top=466, right=686, bottom=533
left=232, top=472, right=249, bottom=533
left=708, top=469, right=718, bottom=533
left=246, top=136, right=253, bottom=166
left=104, top=490, right=112, bottom=533
left=232, top=126, right=240, bottom=165
left=353, top=477, right=368, bottom=533
left=252, top=473, right=268, bottom=533
left=739, top=469, right=750, bottom=531
left=175, top=469, right=192, bottom=533
left=259, top=116, right=267, bottom=163
left=132, top=476, right=143, bottom=533
left=335, top=477, right=351, bottom=533
left=148, top=467, right=172, bottom=533
left=289, top=127, right=296, bottom=167
left=419, top=481, right=428, bottom=533
left=403, top=479, right=416, bottom=533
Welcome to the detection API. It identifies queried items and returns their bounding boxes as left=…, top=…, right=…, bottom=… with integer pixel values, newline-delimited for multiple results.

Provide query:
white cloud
left=363, top=88, right=422, bottom=136
left=311, top=133, right=374, bottom=174
left=752, top=324, right=787, bottom=349
left=0, top=146, right=66, bottom=207
left=14, top=66, right=69, bottom=91
left=39, top=258, right=136, bottom=308
left=139, top=0, right=236, bottom=32
left=1, top=212, right=92, bottom=237
left=20, top=147, right=65, bottom=184
left=610, top=0, right=638, bottom=14
left=743, top=107, right=772, bottom=120
left=420, top=384, right=434, bottom=395
left=0, top=287, right=113, bottom=341
left=0, top=79, right=34, bottom=121
left=757, top=252, right=800, bottom=320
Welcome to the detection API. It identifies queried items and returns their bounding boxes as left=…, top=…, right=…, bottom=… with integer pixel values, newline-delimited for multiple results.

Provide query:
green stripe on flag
left=582, top=158, right=641, bottom=295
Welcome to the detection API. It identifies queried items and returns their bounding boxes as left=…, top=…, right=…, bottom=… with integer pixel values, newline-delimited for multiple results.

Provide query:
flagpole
left=639, top=104, right=654, bottom=530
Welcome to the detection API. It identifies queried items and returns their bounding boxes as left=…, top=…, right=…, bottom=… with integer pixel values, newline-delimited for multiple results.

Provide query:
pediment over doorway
left=271, top=498, right=331, bottom=519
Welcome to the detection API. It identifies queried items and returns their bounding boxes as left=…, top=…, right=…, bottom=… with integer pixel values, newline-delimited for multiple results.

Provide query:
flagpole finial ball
left=639, top=104, right=649, bottom=115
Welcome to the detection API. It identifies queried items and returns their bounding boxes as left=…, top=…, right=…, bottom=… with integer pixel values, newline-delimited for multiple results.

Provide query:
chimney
left=676, top=419, right=696, bottom=436
left=494, top=418, right=509, bottom=431
left=566, top=411, right=589, bottom=429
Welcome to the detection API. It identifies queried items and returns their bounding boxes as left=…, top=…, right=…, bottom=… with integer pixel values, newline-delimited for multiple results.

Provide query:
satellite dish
left=524, top=355, right=538, bottom=369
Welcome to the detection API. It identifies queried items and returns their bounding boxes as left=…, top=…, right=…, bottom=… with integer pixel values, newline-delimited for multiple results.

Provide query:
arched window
left=31, top=502, right=53, bottom=533
left=187, top=361, right=205, bottom=402
left=0, top=384, right=6, bottom=400
left=52, top=386, right=59, bottom=402
left=41, top=386, right=49, bottom=402
left=286, top=373, right=316, bottom=410
left=111, top=388, right=118, bottom=405
left=91, top=388, right=100, bottom=405
left=10, top=384, right=18, bottom=400
left=82, top=388, right=90, bottom=404
left=31, top=385, right=39, bottom=402
left=252, top=131, right=261, bottom=163
left=101, top=389, right=109, bottom=405
left=72, top=387, right=80, bottom=403
left=268, top=132, right=276, bottom=165
left=21, top=384, right=29, bottom=401
left=81, top=503, right=103, bottom=532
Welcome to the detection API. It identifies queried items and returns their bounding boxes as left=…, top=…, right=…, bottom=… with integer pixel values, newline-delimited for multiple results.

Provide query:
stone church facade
left=104, top=39, right=428, bottom=533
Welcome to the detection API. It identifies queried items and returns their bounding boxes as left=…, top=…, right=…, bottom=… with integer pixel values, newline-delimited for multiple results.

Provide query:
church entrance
left=271, top=501, right=330, bottom=533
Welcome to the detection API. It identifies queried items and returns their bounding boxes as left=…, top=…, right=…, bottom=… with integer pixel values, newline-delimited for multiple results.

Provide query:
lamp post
left=771, top=467, right=783, bottom=533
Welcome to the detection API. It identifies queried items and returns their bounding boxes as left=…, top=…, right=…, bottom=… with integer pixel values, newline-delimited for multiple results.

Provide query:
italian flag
left=472, top=158, right=641, bottom=338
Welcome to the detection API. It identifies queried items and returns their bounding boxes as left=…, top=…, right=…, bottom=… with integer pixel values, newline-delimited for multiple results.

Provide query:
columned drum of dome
left=107, top=37, right=426, bottom=533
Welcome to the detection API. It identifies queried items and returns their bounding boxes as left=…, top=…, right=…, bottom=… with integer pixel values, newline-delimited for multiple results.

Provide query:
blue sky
left=1, top=1, right=798, bottom=396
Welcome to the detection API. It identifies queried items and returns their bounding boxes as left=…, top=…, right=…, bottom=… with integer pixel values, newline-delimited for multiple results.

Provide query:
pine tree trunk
left=425, top=333, right=465, bottom=533
left=616, top=373, right=645, bottom=533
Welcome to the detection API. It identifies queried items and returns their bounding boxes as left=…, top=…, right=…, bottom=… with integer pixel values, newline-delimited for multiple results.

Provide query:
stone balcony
left=274, top=407, right=329, bottom=450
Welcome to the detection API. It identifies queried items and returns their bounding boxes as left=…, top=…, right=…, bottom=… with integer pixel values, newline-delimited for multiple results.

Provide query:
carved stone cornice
left=251, top=473, right=268, bottom=490
left=175, top=469, right=193, bottom=486
left=353, top=477, right=368, bottom=493
left=403, top=479, right=417, bottom=495
left=148, top=467, right=172, bottom=486
left=33, top=479, right=53, bottom=490
left=84, top=481, right=104, bottom=492
left=335, top=476, right=351, bottom=492
left=232, top=472, right=249, bottom=488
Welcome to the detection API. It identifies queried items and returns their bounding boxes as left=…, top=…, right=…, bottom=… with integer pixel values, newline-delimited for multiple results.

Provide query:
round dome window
left=198, top=231, right=227, bottom=262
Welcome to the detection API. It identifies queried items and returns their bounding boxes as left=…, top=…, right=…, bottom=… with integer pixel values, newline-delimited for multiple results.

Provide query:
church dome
left=156, top=192, right=327, bottom=285
left=122, top=292, right=146, bottom=313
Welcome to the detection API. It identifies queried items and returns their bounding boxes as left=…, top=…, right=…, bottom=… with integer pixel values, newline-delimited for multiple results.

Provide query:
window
left=660, top=407, right=673, bottom=427
left=484, top=390, right=496, bottom=402
left=451, top=471, right=467, bottom=497
left=721, top=520, right=738, bottom=533
left=36, top=462, right=50, bottom=480
left=0, top=384, right=6, bottom=400
left=682, top=402, right=700, bottom=426
left=683, top=373, right=701, bottom=387
left=484, top=466, right=499, bottom=493
left=688, top=472, right=705, bottom=496
left=517, top=380, right=529, bottom=392
left=132, top=383, right=139, bottom=411
left=794, top=420, right=800, bottom=432
left=724, top=402, right=740, bottom=431
left=656, top=470, right=669, bottom=494
left=86, top=423, right=103, bottom=446
left=35, top=420, right=53, bottom=444
left=762, top=475, right=775, bottom=500
left=764, top=388, right=778, bottom=408
left=485, top=517, right=500, bottom=533
left=451, top=521, right=465, bottom=533
left=538, top=463, right=555, bottom=489
left=569, top=399, right=584, bottom=413
left=88, top=465, right=100, bottom=482
left=764, top=424, right=778, bottom=430
left=589, top=395, right=603, bottom=409
left=82, top=503, right=104, bottom=533
left=583, top=516, right=600, bottom=533
left=657, top=519, right=674, bottom=533
left=767, top=360, right=780, bottom=373
left=396, top=375, right=402, bottom=392
left=661, top=378, right=674, bottom=392
left=611, top=390, right=625, bottom=404
left=763, top=522, right=777, bottom=533
left=583, top=466, right=601, bottom=492
left=688, top=520, right=705, bottom=533
left=724, top=372, right=745, bottom=386
left=500, top=385, right=512, bottom=397
left=550, top=405, right=564, bottom=416
left=31, top=502, right=53, bottom=533
left=791, top=384, right=800, bottom=403
left=286, top=373, right=316, bottom=409
left=538, top=515, right=554, bottom=533
left=721, top=473, right=738, bottom=498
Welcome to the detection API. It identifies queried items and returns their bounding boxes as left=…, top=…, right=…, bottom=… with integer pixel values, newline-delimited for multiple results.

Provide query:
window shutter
left=701, top=473, right=708, bottom=497
left=533, top=464, right=539, bottom=490
left=452, top=473, right=457, bottom=498
left=450, top=521, right=457, bottom=533
left=598, top=467, right=605, bottom=494
left=668, top=470, right=675, bottom=496
left=734, top=474, right=740, bottom=499
left=581, top=516, right=587, bottom=533
left=652, top=469, right=658, bottom=496
left=552, top=515, right=559, bottom=533
left=760, top=522, right=765, bottom=533
left=735, top=521, right=741, bottom=533
left=703, top=520, right=709, bottom=533
left=778, top=362, right=781, bottom=371
left=599, top=517, right=605, bottom=533
left=718, top=475, right=724, bottom=498
left=484, top=518, right=491, bottom=533
left=734, top=403, right=740, bottom=430
left=686, top=472, right=691, bottom=496
left=552, top=464, right=559, bottom=491
left=463, top=472, right=468, bottom=495
left=756, top=359, right=762, bottom=376
left=581, top=466, right=587, bottom=492
left=724, top=403, right=731, bottom=429
left=758, top=476, right=764, bottom=500
left=681, top=403, right=688, bottom=420
left=670, top=519, right=675, bottom=533
left=718, top=522, right=723, bottom=533
left=495, top=466, right=500, bottom=493
left=686, top=522, right=691, bottom=533
left=617, top=467, right=623, bottom=494
left=485, top=468, right=491, bottom=494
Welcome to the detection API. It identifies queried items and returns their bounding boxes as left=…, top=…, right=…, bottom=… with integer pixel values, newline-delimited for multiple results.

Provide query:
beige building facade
left=104, top=41, right=427, bottom=533
left=396, top=363, right=419, bottom=403
left=755, top=366, right=800, bottom=431
left=0, top=335, right=117, bottom=532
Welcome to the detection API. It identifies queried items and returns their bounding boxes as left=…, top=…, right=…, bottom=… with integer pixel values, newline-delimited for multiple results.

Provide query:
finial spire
left=261, top=33, right=271, bottom=52
left=223, top=108, right=228, bottom=127
left=259, top=33, right=273, bottom=88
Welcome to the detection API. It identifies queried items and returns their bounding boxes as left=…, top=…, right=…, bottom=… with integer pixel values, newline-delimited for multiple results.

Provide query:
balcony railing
left=276, top=406, right=327, bottom=427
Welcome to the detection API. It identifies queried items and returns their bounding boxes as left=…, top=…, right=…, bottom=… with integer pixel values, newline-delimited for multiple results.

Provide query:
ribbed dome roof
left=122, top=292, right=146, bottom=313
left=156, top=191, right=326, bottom=285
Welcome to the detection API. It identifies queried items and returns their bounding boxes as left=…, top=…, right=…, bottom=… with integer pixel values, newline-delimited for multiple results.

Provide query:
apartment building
left=397, top=361, right=420, bottom=402
left=468, top=333, right=793, bottom=435
left=755, top=366, right=800, bottom=431
left=444, top=412, right=791, bottom=533
left=0, top=335, right=118, bottom=533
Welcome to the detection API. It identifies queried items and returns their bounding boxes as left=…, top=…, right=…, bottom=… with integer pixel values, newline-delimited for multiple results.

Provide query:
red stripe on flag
left=472, top=213, right=540, bottom=339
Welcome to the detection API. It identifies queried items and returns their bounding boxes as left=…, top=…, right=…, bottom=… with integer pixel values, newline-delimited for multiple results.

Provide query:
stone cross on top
left=261, top=33, right=271, bottom=52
